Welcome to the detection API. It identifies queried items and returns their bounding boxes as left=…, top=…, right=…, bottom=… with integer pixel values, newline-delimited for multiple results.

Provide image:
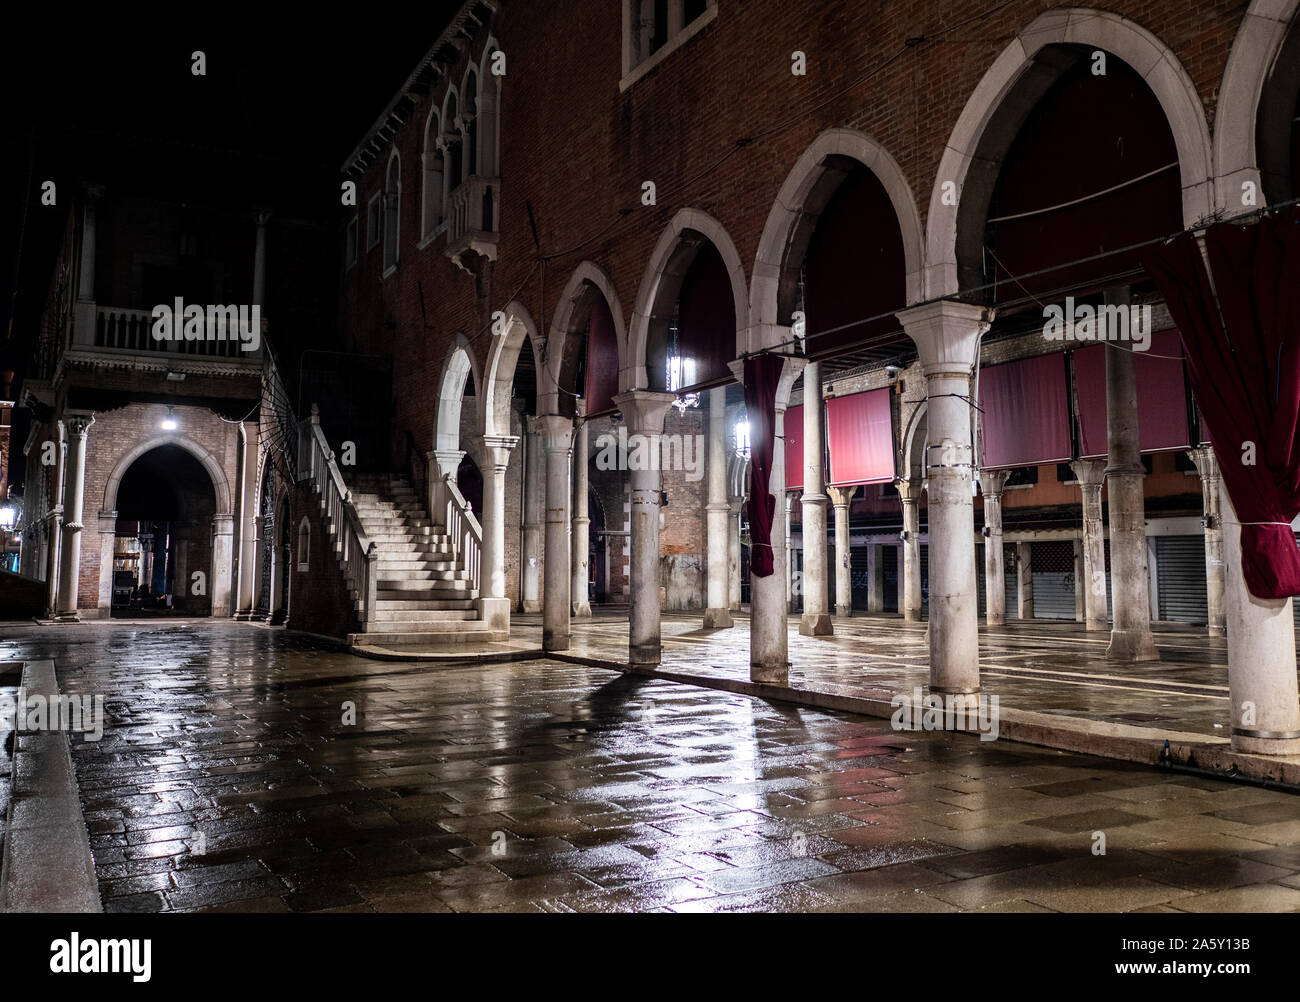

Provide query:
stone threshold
left=0, top=660, right=102, bottom=913
left=545, top=652, right=1300, bottom=793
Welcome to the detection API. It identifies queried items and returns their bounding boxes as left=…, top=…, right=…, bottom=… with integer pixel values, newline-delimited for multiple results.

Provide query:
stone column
left=1221, top=486, right=1300, bottom=754
left=728, top=499, right=743, bottom=610
left=897, top=478, right=923, bottom=621
left=799, top=364, right=832, bottom=635
left=73, top=185, right=104, bottom=346
left=1189, top=446, right=1227, bottom=637
left=613, top=391, right=676, bottom=665
left=785, top=491, right=798, bottom=613
left=429, top=449, right=465, bottom=529
left=520, top=419, right=543, bottom=612
left=97, top=511, right=118, bottom=617
left=470, top=435, right=518, bottom=631
left=866, top=542, right=884, bottom=613
left=210, top=513, right=235, bottom=617
left=1016, top=541, right=1034, bottom=620
left=827, top=485, right=856, bottom=618
left=140, top=530, right=155, bottom=592
left=1073, top=539, right=1085, bottom=622
left=537, top=415, right=574, bottom=651
left=754, top=405, right=796, bottom=680
left=1103, top=289, right=1159, bottom=661
left=571, top=404, right=592, bottom=618
left=1070, top=459, right=1109, bottom=631
left=54, top=412, right=94, bottom=621
left=978, top=470, right=1010, bottom=626
left=704, top=387, right=734, bottom=629
left=234, top=422, right=260, bottom=619
left=896, top=300, right=990, bottom=696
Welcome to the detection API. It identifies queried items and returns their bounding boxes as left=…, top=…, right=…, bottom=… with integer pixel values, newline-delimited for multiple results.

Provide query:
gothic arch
left=103, top=434, right=232, bottom=515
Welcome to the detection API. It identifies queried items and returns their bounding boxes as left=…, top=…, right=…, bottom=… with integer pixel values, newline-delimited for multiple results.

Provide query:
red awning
left=978, top=354, right=1072, bottom=470
left=784, top=404, right=804, bottom=491
left=827, top=389, right=894, bottom=486
left=1074, top=329, right=1189, bottom=457
left=584, top=297, right=620, bottom=414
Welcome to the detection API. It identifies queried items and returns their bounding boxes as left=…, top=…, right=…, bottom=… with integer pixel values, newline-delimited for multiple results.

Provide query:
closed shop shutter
left=1032, top=540, right=1077, bottom=620
left=976, top=543, right=986, bottom=618
left=920, top=543, right=929, bottom=616
left=1005, top=543, right=1018, bottom=618
left=883, top=544, right=898, bottom=613
left=1156, top=535, right=1208, bottom=624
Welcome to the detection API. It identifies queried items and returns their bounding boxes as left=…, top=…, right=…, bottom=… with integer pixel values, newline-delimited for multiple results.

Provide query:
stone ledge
left=0, top=660, right=102, bottom=913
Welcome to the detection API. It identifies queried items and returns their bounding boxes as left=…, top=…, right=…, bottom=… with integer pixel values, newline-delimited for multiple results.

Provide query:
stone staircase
left=345, top=473, right=505, bottom=647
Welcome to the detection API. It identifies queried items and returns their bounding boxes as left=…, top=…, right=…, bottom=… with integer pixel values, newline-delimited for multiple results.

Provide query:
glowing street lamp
left=161, top=407, right=178, bottom=431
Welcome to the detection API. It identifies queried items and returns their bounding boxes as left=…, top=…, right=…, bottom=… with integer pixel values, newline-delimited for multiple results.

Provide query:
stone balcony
left=444, top=175, right=500, bottom=271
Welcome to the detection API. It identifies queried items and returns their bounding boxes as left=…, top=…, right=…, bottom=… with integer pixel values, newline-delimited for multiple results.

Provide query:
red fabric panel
left=583, top=296, right=619, bottom=414
left=827, top=389, right=894, bottom=486
left=784, top=405, right=804, bottom=492
left=1145, top=206, right=1300, bottom=599
left=678, top=242, right=736, bottom=386
left=979, top=355, right=1072, bottom=470
left=1074, top=330, right=1190, bottom=457
left=743, top=355, right=784, bottom=577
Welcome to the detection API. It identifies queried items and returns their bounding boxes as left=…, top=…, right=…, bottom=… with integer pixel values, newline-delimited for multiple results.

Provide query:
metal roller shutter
left=1005, top=543, right=1018, bottom=618
left=883, top=544, right=898, bottom=613
left=976, top=543, right=986, bottom=618
left=1156, top=535, right=1208, bottom=624
left=1032, top=540, right=1077, bottom=620
left=919, top=543, right=929, bottom=616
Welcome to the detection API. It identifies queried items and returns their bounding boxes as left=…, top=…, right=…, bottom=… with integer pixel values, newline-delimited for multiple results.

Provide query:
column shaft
left=1016, top=541, right=1034, bottom=620
left=571, top=410, right=592, bottom=617
left=537, top=415, right=574, bottom=651
left=704, top=387, right=734, bottom=628
left=827, top=485, right=855, bottom=618
left=799, top=363, right=832, bottom=636
left=521, top=421, right=543, bottom=612
left=55, top=413, right=94, bottom=621
left=979, top=471, right=1009, bottom=626
left=898, top=481, right=922, bottom=621
left=1071, top=460, right=1109, bottom=631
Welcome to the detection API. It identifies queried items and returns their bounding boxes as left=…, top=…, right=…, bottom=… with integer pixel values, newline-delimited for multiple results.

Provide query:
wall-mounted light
left=161, top=407, right=178, bottom=431
left=0, top=507, right=15, bottom=529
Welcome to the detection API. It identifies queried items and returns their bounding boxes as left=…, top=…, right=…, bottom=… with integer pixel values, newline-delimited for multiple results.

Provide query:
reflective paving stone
left=1, top=621, right=1298, bottom=912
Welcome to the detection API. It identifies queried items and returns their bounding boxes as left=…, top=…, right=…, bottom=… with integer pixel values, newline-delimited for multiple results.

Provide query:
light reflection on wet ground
left=1, top=621, right=1298, bottom=913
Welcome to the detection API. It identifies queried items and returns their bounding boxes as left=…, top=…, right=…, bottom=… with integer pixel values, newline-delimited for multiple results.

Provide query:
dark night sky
left=0, top=4, right=464, bottom=369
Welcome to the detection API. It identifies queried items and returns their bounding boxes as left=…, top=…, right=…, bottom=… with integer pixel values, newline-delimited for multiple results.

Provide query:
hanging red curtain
left=743, top=354, right=784, bottom=577
left=1144, top=206, right=1300, bottom=599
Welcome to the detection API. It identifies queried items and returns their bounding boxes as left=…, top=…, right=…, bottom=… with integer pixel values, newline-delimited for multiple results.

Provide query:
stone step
left=375, top=598, right=476, bottom=611
left=371, top=608, right=479, bottom=623
left=352, top=625, right=507, bottom=647
left=376, top=578, right=472, bottom=592
left=377, top=556, right=459, bottom=569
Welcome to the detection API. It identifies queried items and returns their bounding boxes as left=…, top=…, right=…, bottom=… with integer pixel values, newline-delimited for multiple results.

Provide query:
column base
left=903, top=609, right=921, bottom=622
left=572, top=602, right=592, bottom=618
left=750, top=663, right=788, bottom=685
left=542, top=630, right=570, bottom=652
left=703, top=608, right=734, bottom=630
left=986, top=614, right=1005, bottom=627
left=1230, top=730, right=1300, bottom=756
left=835, top=608, right=853, bottom=619
left=1208, top=624, right=1226, bottom=638
left=233, top=609, right=256, bottom=621
left=476, top=597, right=511, bottom=631
left=521, top=600, right=542, bottom=613
left=51, top=610, right=82, bottom=623
left=1106, top=629, right=1160, bottom=662
left=1085, top=619, right=1108, bottom=632
left=629, top=643, right=661, bottom=666
left=799, top=613, right=833, bottom=636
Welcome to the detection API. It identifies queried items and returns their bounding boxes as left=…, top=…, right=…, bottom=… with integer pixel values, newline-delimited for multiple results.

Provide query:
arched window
left=443, top=91, right=463, bottom=196
left=463, top=69, right=479, bottom=178
left=479, top=42, right=501, bottom=177
left=383, top=151, right=400, bottom=273
left=297, top=517, right=311, bottom=572
left=421, top=108, right=445, bottom=237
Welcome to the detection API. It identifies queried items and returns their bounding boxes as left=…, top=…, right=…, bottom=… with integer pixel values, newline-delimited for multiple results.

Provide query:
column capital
left=430, top=448, right=466, bottom=478
left=1187, top=445, right=1219, bottom=480
left=895, top=300, right=994, bottom=375
left=826, top=484, right=857, bottom=508
left=978, top=469, right=1011, bottom=498
left=469, top=434, right=519, bottom=472
left=61, top=410, right=95, bottom=438
left=1069, top=458, right=1106, bottom=488
left=252, top=207, right=273, bottom=227
left=895, top=477, right=923, bottom=502
left=535, top=413, right=574, bottom=450
left=612, top=390, right=676, bottom=435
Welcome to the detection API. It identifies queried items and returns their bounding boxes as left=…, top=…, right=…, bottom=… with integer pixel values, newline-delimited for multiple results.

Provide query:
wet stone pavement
left=1, top=621, right=1299, bottom=913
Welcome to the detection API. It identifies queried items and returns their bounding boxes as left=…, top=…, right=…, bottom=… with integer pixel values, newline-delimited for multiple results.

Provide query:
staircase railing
left=302, top=404, right=378, bottom=627
left=444, top=478, right=482, bottom=594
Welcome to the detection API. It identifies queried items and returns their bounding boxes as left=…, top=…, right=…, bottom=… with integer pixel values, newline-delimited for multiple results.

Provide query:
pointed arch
left=481, top=300, right=541, bottom=437
left=751, top=127, right=926, bottom=330
left=435, top=332, right=481, bottom=451
left=548, top=261, right=627, bottom=417
left=104, top=434, right=232, bottom=515
left=925, top=7, right=1214, bottom=298
left=627, top=208, right=748, bottom=392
